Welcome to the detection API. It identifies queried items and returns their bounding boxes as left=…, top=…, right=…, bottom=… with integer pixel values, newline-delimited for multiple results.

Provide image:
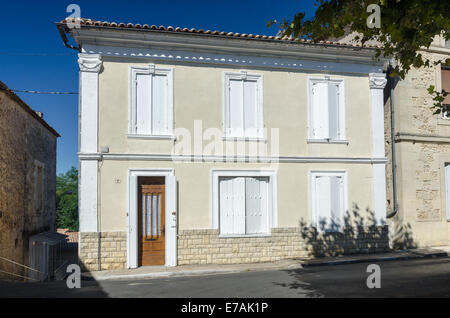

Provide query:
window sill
left=127, top=134, right=176, bottom=140
left=307, top=139, right=349, bottom=144
left=222, top=136, right=266, bottom=142
left=219, top=233, right=271, bottom=238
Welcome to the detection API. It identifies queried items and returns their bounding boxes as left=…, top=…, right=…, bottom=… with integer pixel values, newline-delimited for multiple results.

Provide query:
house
left=385, top=35, right=450, bottom=248
left=57, top=18, right=390, bottom=271
left=0, top=81, right=59, bottom=279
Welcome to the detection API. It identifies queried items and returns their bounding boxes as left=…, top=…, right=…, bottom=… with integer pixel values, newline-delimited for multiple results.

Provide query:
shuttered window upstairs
left=130, top=65, right=173, bottom=136
left=309, top=78, right=345, bottom=140
left=224, top=72, right=264, bottom=139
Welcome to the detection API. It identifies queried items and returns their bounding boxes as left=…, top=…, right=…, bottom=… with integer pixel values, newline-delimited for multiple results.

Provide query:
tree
left=270, top=0, right=450, bottom=113
left=56, top=167, right=78, bottom=231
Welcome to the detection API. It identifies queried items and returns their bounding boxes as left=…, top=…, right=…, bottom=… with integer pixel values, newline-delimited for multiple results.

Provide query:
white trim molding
left=78, top=53, right=102, bottom=233
left=126, top=168, right=176, bottom=268
left=78, top=152, right=387, bottom=164
left=369, top=72, right=387, bottom=225
left=211, top=169, right=278, bottom=235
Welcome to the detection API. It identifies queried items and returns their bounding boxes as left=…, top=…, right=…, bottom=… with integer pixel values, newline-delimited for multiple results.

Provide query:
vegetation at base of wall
left=269, top=0, right=450, bottom=113
left=56, top=166, right=78, bottom=231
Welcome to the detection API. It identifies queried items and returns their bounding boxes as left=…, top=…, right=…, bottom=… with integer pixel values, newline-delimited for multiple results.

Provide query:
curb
left=300, top=251, right=448, bottom=267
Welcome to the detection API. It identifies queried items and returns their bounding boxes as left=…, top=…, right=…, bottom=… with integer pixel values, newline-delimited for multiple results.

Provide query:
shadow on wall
left=299, top=203, right=416, bottom=257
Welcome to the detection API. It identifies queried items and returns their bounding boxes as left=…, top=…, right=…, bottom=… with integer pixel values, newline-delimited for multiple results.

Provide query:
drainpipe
left=56, top=23, right=80, bottom=51
left=386, top=62, right=399, bottom=219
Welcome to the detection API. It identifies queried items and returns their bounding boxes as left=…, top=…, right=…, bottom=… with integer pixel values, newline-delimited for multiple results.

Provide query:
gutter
left=386, top=62, right=399, bottom=219
left=56, top=23, right=81, bottom=51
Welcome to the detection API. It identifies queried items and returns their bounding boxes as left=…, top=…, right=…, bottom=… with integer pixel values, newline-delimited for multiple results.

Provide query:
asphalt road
left=1, top=257, right=450, bottom=298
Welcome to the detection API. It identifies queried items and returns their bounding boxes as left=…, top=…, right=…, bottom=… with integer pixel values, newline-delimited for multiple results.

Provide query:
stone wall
left=78, top=226, right=390, bottom=270
left=79, top=232, right=127, bottom=271
left=0, top=87, right=58, bottom=280
left=177, top=227, right=389, bottom=265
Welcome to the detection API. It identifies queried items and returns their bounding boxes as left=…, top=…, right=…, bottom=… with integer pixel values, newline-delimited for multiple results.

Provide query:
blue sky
left=0, top=0, right=317, bottom=174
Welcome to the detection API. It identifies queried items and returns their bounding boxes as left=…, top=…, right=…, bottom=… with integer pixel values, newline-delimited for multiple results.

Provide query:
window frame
left=211, top=169, right=277, bottom=237
left=307, top=76, right=346, bottom=141
left=445, top=164, right=450, bottom=221
left=223, top=71, right=264, bottom=140
left=310, top=170, right=348, bottom=232
left=34, top=160, right=45, bottom=212
left=128, top=64, right=174, bottom=138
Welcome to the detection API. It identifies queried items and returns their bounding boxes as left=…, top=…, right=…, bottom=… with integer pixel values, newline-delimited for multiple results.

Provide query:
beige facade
left=386, top=36, right=450, bottom=248
left=59, top=18, right=390, bottom=271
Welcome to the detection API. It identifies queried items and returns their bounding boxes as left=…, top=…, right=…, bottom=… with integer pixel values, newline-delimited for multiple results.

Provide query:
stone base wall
left=79, top=232, right=126, bottom=271
left=177, top=226, right=390, bottom=265
left=79, top=227, right=390, bottom=270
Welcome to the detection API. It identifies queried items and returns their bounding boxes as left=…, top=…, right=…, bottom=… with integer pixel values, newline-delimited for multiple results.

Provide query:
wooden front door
left=138, top=179, right=165, bottom=266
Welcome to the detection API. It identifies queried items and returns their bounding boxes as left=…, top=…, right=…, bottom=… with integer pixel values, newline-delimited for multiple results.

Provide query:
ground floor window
left=219, top=176, right=269, bottom=235
left=212, top=170, right=277, bottom=237
left=310, top=171, right=347, bottom=232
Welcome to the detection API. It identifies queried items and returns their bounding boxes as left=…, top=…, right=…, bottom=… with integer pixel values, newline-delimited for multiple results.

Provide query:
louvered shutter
left=243, top=80, right=258, bottom=138
left=312, top=82, right=329, bottom=139
left=228, top=79, right=243, bottom=137
left=135, top=73, right=151, bottom=134
left=245, top=177, right=268, bottom=234
left=328, top=82, right=340, bottom=140
left=152, top=74, right=168, bottom=135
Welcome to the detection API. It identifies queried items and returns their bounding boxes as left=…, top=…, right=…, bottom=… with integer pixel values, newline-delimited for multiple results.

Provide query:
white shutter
left=152, top=74, right=168, bottom=135
left=219, top=177, right=246, bottom=235
left=312, top=82, right=329, bottom=139
left=243, top=80, right=258, bottom=138
left=446, top=165, right=450, bottom=220
left=228, top=79, right=243, bottom=136
left=315, top=175, right=331, bottom=231
left=245, top=177, right=268, bottom=234
left=329, top=176, right=343, bottom=231
left=328, top=83, right=340, bottom=140
left=135, top=73, right=151, bottom=134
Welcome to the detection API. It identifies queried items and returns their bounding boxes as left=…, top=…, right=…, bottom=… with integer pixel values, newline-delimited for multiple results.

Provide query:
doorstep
left=81, top=249, right=449, bottom=281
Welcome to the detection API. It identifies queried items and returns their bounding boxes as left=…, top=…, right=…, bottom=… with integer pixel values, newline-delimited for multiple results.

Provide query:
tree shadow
left=297, top=203, right=416, bottom=258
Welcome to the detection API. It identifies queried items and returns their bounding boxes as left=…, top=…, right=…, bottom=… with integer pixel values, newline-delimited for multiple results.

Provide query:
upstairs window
left=311, top=171, right=347, bottom=232
left=224, top=72, right=264, bottom=139
left=129, top=65, right=173, bottom=136
left=308, top=78, right=345, bottom=140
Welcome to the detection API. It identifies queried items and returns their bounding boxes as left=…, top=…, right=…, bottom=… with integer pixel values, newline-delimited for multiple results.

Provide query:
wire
left=12, top=89, right=78, bottom=95
left=0, top=52, right=73, bottom=56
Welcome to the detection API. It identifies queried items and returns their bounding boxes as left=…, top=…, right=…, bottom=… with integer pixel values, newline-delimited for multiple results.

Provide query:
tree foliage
left=270, top=0, right=450, bottom=112
left=56, top=166, right=78, bottom=231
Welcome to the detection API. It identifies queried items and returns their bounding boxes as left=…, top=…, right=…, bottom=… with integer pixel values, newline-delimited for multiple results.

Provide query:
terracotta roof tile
left=60, top=18, right=383, bottom=49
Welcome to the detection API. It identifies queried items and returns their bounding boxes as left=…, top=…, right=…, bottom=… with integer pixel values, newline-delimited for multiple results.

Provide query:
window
left=442, top=68, right=450, bottom=119
left=308, top=78, right=345, bottom=140
left=34, top=161, right=44, bottom=212
left=212, top=170, right=277, bottom=236
left=224, top=71, right=264, bottom=139
left=311, top=171, right=347, bottom=232
left=129, top=64, right=173, bottom=136
left=219, top=176, right=269, bottom=235
left=445, top=164, right=450, bottom=220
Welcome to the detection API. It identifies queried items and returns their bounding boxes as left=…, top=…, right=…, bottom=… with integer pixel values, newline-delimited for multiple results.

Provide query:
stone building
left=0, top=81, right=59, bottom=279
left=386, top=36, right=450, bottom=248
left=58, top=18, right=390, bottom=271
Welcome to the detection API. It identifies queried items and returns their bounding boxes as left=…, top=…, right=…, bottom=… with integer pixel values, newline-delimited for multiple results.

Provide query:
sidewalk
left=81, top=247, right=449, bottom=281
